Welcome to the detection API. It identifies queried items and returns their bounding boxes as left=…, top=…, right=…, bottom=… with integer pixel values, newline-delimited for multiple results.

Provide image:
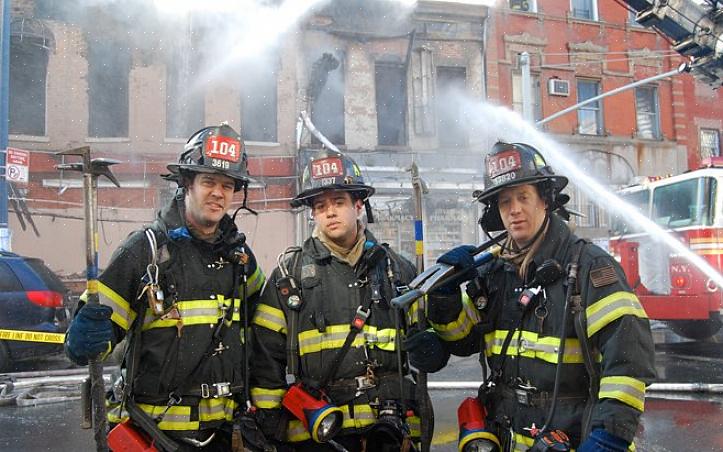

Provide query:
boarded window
left=241, top=60, right=278, bottom=143
left=375, top=63, right=407, bottom=146
left=88, top=37, right=130, bottom=138
left=166, top=44, right=205, bottom=139
left=436, top=66, right=467, bottom=148
left=512, top=72, right=543, bottom=122
left=310, top=53, right=345, bottom=145
left=9, top=33, right=49, bottom=136
left=635, top=85, right=660, bottom=139
left=700, top=129, right=720, bottom=159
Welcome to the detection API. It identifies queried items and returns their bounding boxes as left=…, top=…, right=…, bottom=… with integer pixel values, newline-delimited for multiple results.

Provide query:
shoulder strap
left=279, top=248, right=304, bottom=378
left=569, top=239, right=599, bottom=439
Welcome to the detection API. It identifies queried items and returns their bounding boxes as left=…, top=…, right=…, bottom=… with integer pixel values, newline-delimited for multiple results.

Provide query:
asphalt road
left=0, top=327, right=721, bottom=451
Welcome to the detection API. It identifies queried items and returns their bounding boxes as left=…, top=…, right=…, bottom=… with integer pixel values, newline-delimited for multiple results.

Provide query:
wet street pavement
left=0, top=326, right=722, bottom=451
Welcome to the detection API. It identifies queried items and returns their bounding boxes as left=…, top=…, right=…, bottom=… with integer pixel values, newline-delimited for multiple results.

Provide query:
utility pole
left=0, top=0, right=11, bottom=251
left=520, top=52, right=533, bottom=123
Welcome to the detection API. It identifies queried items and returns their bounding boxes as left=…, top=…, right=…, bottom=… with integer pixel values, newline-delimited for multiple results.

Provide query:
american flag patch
left=590, top=265, right=618, bottom=288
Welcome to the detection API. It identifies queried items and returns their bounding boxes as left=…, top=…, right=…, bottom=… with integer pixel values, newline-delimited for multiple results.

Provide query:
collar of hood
left=303, top=228, right=380, bottom=262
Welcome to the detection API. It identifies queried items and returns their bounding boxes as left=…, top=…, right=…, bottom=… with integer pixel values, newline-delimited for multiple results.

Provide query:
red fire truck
left=609, top=157, right=723, bottom=340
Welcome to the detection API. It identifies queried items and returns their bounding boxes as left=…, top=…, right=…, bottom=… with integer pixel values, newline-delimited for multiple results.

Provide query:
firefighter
left=64, top=123, right=267, bottom=451
left=250, top=149, right=426, bottom=451
left=412, top=142, right=656, bottom=451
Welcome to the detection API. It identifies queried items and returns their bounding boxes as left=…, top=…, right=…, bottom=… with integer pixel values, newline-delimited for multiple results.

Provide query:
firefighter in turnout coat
left=418, top=142, right=656, bottom=452
left=65, top=124, right=266, bottom=450
left=250, top=149, right=428, bottom=452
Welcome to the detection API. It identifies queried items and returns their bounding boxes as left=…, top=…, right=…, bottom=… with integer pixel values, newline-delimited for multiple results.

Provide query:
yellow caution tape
left=0, top=329, right=66, bottom=344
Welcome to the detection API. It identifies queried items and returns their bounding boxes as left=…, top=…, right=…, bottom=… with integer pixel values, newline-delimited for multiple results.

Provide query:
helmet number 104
left=205, top=136, right=240, bottom=162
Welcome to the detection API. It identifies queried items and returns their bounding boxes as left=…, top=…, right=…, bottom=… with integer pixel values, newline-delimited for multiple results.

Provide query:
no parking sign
left=6, top=147, right=30, bottom=185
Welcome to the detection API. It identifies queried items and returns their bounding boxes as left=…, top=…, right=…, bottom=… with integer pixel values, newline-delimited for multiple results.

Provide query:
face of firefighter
left=184, top=173, right=235, bottom=235
left=498, top=184, right=548, bottom=247
left=311, top=191, right=364, bottom=249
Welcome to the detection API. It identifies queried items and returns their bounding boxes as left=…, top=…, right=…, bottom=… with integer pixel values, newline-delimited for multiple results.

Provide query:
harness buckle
left=214, top=382, right=231, bottom=398
left=201, top=384, right=210, bottom=399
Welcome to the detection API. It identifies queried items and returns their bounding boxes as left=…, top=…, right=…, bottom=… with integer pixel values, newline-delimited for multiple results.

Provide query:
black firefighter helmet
left=165, top=123, right=254, bottom=192
left=291, top=149, right=375, bottom=208
left=474, top=141, right=569, bottom=232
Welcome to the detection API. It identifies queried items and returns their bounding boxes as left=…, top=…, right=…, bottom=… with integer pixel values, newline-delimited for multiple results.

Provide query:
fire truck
left=609, top=157, right=723, bottom=340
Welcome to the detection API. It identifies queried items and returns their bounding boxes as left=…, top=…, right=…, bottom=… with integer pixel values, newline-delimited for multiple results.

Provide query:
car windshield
left=610, top=188, right=650, bottom=235
left=652, top=177, right=716, bottom=228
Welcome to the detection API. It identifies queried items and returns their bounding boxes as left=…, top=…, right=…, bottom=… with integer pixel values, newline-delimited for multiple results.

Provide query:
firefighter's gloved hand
left=65, top=304, right=114, bottom=366
left=577, top=429, right=629, bottom=452
left=404, top=329, right=450, bottom=373
left=433, top=245, right=478, bottom=294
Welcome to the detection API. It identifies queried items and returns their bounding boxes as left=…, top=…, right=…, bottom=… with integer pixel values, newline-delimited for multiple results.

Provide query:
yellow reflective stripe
left=408, top=415, right=421, bottom=438
left=484, top=329, right=599, bottom=364
left=407, top=298, right=424, bottom=325
left=586, top=291, right=648, bottom=337
left=298, top=325, right=398, bottom=355
left=96, top=283, right=136, bottom=331
left=245, top=267, right=265, bottom=297
left=251, top=387, right=287, bottom=409
left=512, top=431, right=535, bottom=452
left=286, top=403, right=377, bottom=442
left=199, top=397, right=236, bottom=422
left=599, top=376, right=646, bottom=412
left=253, top=303, right=287, bottom=334
left=137, top=403, right=196, bottom=431
left=141, top=299, right=242, bottom=331
left=429, top=293, right=478, bottom=342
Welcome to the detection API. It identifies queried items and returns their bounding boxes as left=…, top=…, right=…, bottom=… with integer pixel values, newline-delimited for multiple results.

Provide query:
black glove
left=404, top=328, right=450, bottom=373
left=433, top=245, right=478, bottom=294
left=65, top=303, right=114, bottom=365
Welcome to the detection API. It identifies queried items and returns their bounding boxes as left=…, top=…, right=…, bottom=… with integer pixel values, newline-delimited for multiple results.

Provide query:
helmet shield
left=166, top=123, right=254, bottom=191
left=291, top=149, right=374, bottom=208
left=474, top=142, right=568, bottom=232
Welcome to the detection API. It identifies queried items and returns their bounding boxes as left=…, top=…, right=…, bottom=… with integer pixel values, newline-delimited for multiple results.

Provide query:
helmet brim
left=290, top=184, right=375, bottom=208
left=473, top=175, right=568, bottom=205
left=166, top=163, right=256, bottom=192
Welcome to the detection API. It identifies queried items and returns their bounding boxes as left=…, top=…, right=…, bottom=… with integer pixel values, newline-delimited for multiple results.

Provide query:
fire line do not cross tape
left=0, top=329, right=66, bottom=344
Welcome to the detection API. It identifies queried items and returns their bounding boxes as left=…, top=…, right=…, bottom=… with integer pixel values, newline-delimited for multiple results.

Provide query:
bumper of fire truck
left=639, top=292, right=722, bottom=320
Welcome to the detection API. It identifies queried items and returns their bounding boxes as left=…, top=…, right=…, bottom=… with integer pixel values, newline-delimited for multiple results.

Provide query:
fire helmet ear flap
left=479, top=202, right=504, bottom=233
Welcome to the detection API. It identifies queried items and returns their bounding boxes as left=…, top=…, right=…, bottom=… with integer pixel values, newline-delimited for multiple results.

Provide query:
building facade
left=486, top=0, right=722, bottom=238
left=6, top=0, right=721, bottom=281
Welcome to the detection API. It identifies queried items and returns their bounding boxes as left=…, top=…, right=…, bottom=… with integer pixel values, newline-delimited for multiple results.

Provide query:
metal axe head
left=55, top=147, right=122, bottom=187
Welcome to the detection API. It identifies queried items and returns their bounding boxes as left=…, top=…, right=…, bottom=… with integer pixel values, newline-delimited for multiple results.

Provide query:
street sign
left=6, top=147, right=30, bottom=185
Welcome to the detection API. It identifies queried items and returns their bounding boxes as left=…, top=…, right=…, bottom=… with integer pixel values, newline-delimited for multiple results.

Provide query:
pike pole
left=410, top=162, right=433, bottom=452
left=57, top=147, right=120, bottom=452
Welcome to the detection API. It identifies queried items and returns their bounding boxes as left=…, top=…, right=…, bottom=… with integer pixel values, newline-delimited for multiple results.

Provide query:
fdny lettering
left=311, top=158, right=344, bottom=179
left=487, top=150, right=521, bottom=178
left=205, top=135, right=241, bottom=162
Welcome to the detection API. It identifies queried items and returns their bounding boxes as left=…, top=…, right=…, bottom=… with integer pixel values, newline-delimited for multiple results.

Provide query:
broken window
left=375, top=63, right=407, bottom=146
left=9, top=19, right=51, bottom=136
left=88, top=36, right=130, bottom=138
left=310, top=53, right=345, bottom=145
left=436, top=66, right=467, bottom=148
left=166, top=41, right=205, bottom=139
left=241, top=58, right=278, bottom=143
left=635, top=85, right=660, bottom=140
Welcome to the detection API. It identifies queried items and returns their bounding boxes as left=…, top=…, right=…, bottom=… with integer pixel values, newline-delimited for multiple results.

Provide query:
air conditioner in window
left=548, top=78, right=570, bottom=96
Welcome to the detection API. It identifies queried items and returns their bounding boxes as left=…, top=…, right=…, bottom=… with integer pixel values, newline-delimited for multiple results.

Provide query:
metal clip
left=352, top=306, right=371, bottom=330
left=214, top=382, right=231, bottom=398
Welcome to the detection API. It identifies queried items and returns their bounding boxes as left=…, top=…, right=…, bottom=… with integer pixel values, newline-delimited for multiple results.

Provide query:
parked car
left=0, top=251, right=70, bottom=372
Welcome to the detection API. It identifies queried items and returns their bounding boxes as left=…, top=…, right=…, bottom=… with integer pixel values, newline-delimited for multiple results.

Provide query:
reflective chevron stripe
left=586, top=291, right=647, bottom=337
